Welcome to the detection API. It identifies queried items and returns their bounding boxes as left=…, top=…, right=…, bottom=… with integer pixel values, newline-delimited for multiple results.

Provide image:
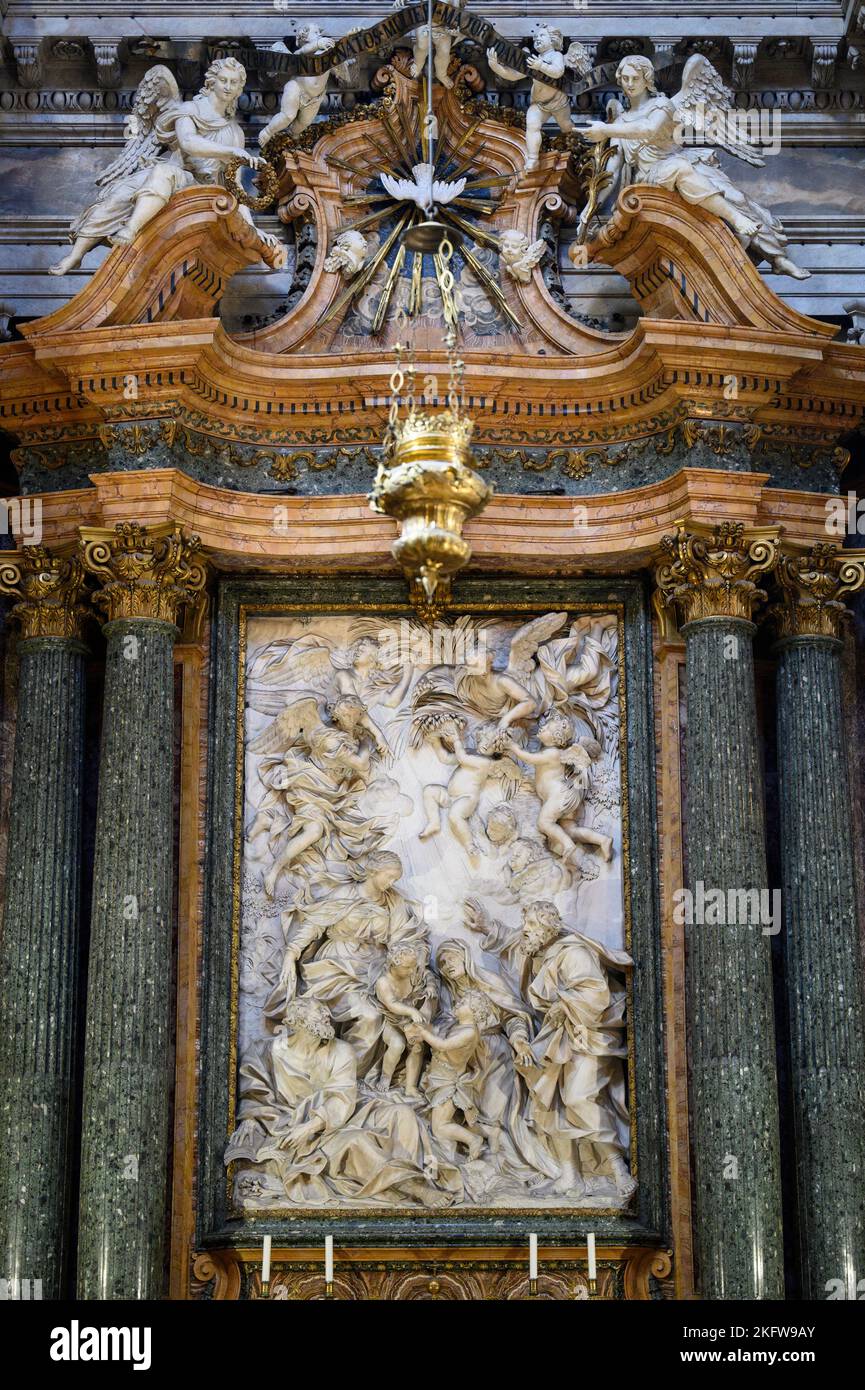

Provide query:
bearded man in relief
left=515, top=901, right=637, bottom=1199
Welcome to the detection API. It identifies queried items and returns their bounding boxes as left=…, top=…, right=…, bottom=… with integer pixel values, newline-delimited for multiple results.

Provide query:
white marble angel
left=246, top=694, right=384, bottom=896
left=412, top=611, right=568, bottom=734
left=579, top=54, right=809, bottom=279
left=259, top=25, right=358, bottom=150
left=486, top=27, right=591, bottom=174
left=248, top=625, right=413, bottom=730
left=419, top=719, right=523, bottom=863
left=499, top=228, right=548, bottom=284
left=537, top=614, right=619, bottom=754
left=50, top=57, right=285, bottom=276
left=391, top=0, right=461, bottom=89
left=503, top=712, right=613, bottom=863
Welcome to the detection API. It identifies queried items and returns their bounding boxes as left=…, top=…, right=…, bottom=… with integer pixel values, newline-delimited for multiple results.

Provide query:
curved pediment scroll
left=22, top=187, right=285, bottom=338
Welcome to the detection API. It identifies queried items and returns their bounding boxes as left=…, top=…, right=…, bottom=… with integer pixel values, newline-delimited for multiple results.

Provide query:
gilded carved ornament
left=770, top=543, right=865, bottom=641
left=78, top=522, right=208, bottom=627
left=655, top=520, right=780, bottom=626
left=0, top=547, right=90, bottom=641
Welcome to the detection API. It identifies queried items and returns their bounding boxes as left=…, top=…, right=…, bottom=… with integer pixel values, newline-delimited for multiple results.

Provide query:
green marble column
left=772, top=546, right=865, bottom=1301
left=76, top=523, right=205, bottom=1300
left=0, top=550, right=89, bottom=1299
left=657, top=522, right=784, bottom=1300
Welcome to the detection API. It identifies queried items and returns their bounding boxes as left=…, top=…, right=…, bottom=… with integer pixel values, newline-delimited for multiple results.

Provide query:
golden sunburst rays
left=325, top=103, right=523, bottom=337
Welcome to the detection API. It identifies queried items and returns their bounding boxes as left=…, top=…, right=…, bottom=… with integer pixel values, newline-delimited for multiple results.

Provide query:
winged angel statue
left=579, top=54, right=808, bottom=279
left=50, top=57, right=286, bottom=276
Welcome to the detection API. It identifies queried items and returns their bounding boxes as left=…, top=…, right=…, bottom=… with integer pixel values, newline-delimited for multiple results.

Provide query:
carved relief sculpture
left=228, top=612, right=633, bottom=1212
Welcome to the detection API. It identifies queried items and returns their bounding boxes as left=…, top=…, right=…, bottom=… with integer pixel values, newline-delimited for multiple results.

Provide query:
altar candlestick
left=529, top=1232, right=538, bottom=1295
left=587, top=1232, right=597, bottom=1280
left=262, top=1235, right=272, bottom=1297
left=325, top=1235, right=334, bottom=1294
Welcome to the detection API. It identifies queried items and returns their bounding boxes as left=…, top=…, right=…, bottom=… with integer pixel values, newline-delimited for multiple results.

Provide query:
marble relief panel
left=227, top=611, right=635, bottom=1212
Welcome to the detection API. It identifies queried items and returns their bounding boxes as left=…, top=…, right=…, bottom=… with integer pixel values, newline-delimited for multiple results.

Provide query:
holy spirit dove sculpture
left=380, top=161, right=467, bottom=214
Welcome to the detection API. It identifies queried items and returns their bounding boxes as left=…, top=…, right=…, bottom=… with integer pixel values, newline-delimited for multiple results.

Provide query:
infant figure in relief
left=406, top=989, right=498, bottom=1160
left=419, top=720, right=521, bottom=864
left=370, top=941, right=436, bottom=1098
left=504, top=713, right=613, bottom=863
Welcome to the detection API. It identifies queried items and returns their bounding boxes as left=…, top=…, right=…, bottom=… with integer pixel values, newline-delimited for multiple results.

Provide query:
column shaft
left=77, top=620, right=177, bottom=1299
left=0, top=637, right=86, bottom=1298
left=776, top=636, right=865, bottom=1299
left=683, top=618, right=784, bottom=1299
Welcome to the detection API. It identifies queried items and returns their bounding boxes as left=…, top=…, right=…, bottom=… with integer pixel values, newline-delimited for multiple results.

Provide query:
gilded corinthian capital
left=655, top=520, right=781, bottom=626
left=770, top=543, right=865, bottom=641
left=78, top=522, right=207, bottom=626
left=0, top=546, right=90, bottom=640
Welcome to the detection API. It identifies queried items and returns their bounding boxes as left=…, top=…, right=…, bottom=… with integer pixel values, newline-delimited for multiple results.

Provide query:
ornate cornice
left=78, top=521, right=207, bottom=627
left=770, top=542, right=865, bottom=641
left=0, top=545, right=90, bottom=640
left=655, top=520, right=781, bottom=625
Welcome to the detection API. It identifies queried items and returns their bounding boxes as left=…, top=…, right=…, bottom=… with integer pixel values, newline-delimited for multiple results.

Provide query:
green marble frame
left=198, top=574, right=669, bottom=1251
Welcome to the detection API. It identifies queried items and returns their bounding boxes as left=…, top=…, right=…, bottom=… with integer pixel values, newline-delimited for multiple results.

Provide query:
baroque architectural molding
left=190, top=1245, right=673, bottom=1302
left=78, top=521, right=207, bottom=626
left=655, top=520, right=781, bottom=625
left=0, top=545, right=90, bottom=640
left=770, top=543, right=865, bottom=641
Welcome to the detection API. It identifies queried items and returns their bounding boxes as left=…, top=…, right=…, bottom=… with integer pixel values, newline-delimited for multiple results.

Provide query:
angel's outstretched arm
left=486, top=47, right=523, bottom=83
left=380, top=665, right=413, bottom=708
left=584, top=104, right=667, bottom=144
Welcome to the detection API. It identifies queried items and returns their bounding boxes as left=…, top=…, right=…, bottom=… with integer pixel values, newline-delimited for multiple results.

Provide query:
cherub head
left=281, top=996, right=335, bottom=1042
left=537, top=713, right=573, bottom=749
left=296, top=23, right=324, bottom=46
left=202, top=56, right=246, bottom=116
left=508, top=837, right=544, bottom=874
left=616, top=55, right=657, bottom=103
left=521, top=900, right=564, bottom=955
left=534, top=26, right=564, bottom=55
left=486, top=803, right=518, bottom=847
left=456, top=988, right=497, bottom=1032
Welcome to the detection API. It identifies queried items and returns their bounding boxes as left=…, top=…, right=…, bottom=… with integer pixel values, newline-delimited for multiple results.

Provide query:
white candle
left=529, top=1232, right=538, bottom=1280
left=262, top=1235, right=272, bottom=1284
left=587, top=1231, right=596, bottom=1280
left=325, top=1235, right=334, bottom=1283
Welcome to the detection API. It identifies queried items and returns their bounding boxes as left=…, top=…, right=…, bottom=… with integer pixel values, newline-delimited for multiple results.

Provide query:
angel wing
left=94, top=65, right=181, bottom=190
left=248, top=633, right=337, bottom=688
left=506, top=612, right=568, bottom=682
left=247, top=695, right=324, bottom=756
left=564, top=41, right=594, bottom=78
left=672, top=54, right=764, bottom=167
